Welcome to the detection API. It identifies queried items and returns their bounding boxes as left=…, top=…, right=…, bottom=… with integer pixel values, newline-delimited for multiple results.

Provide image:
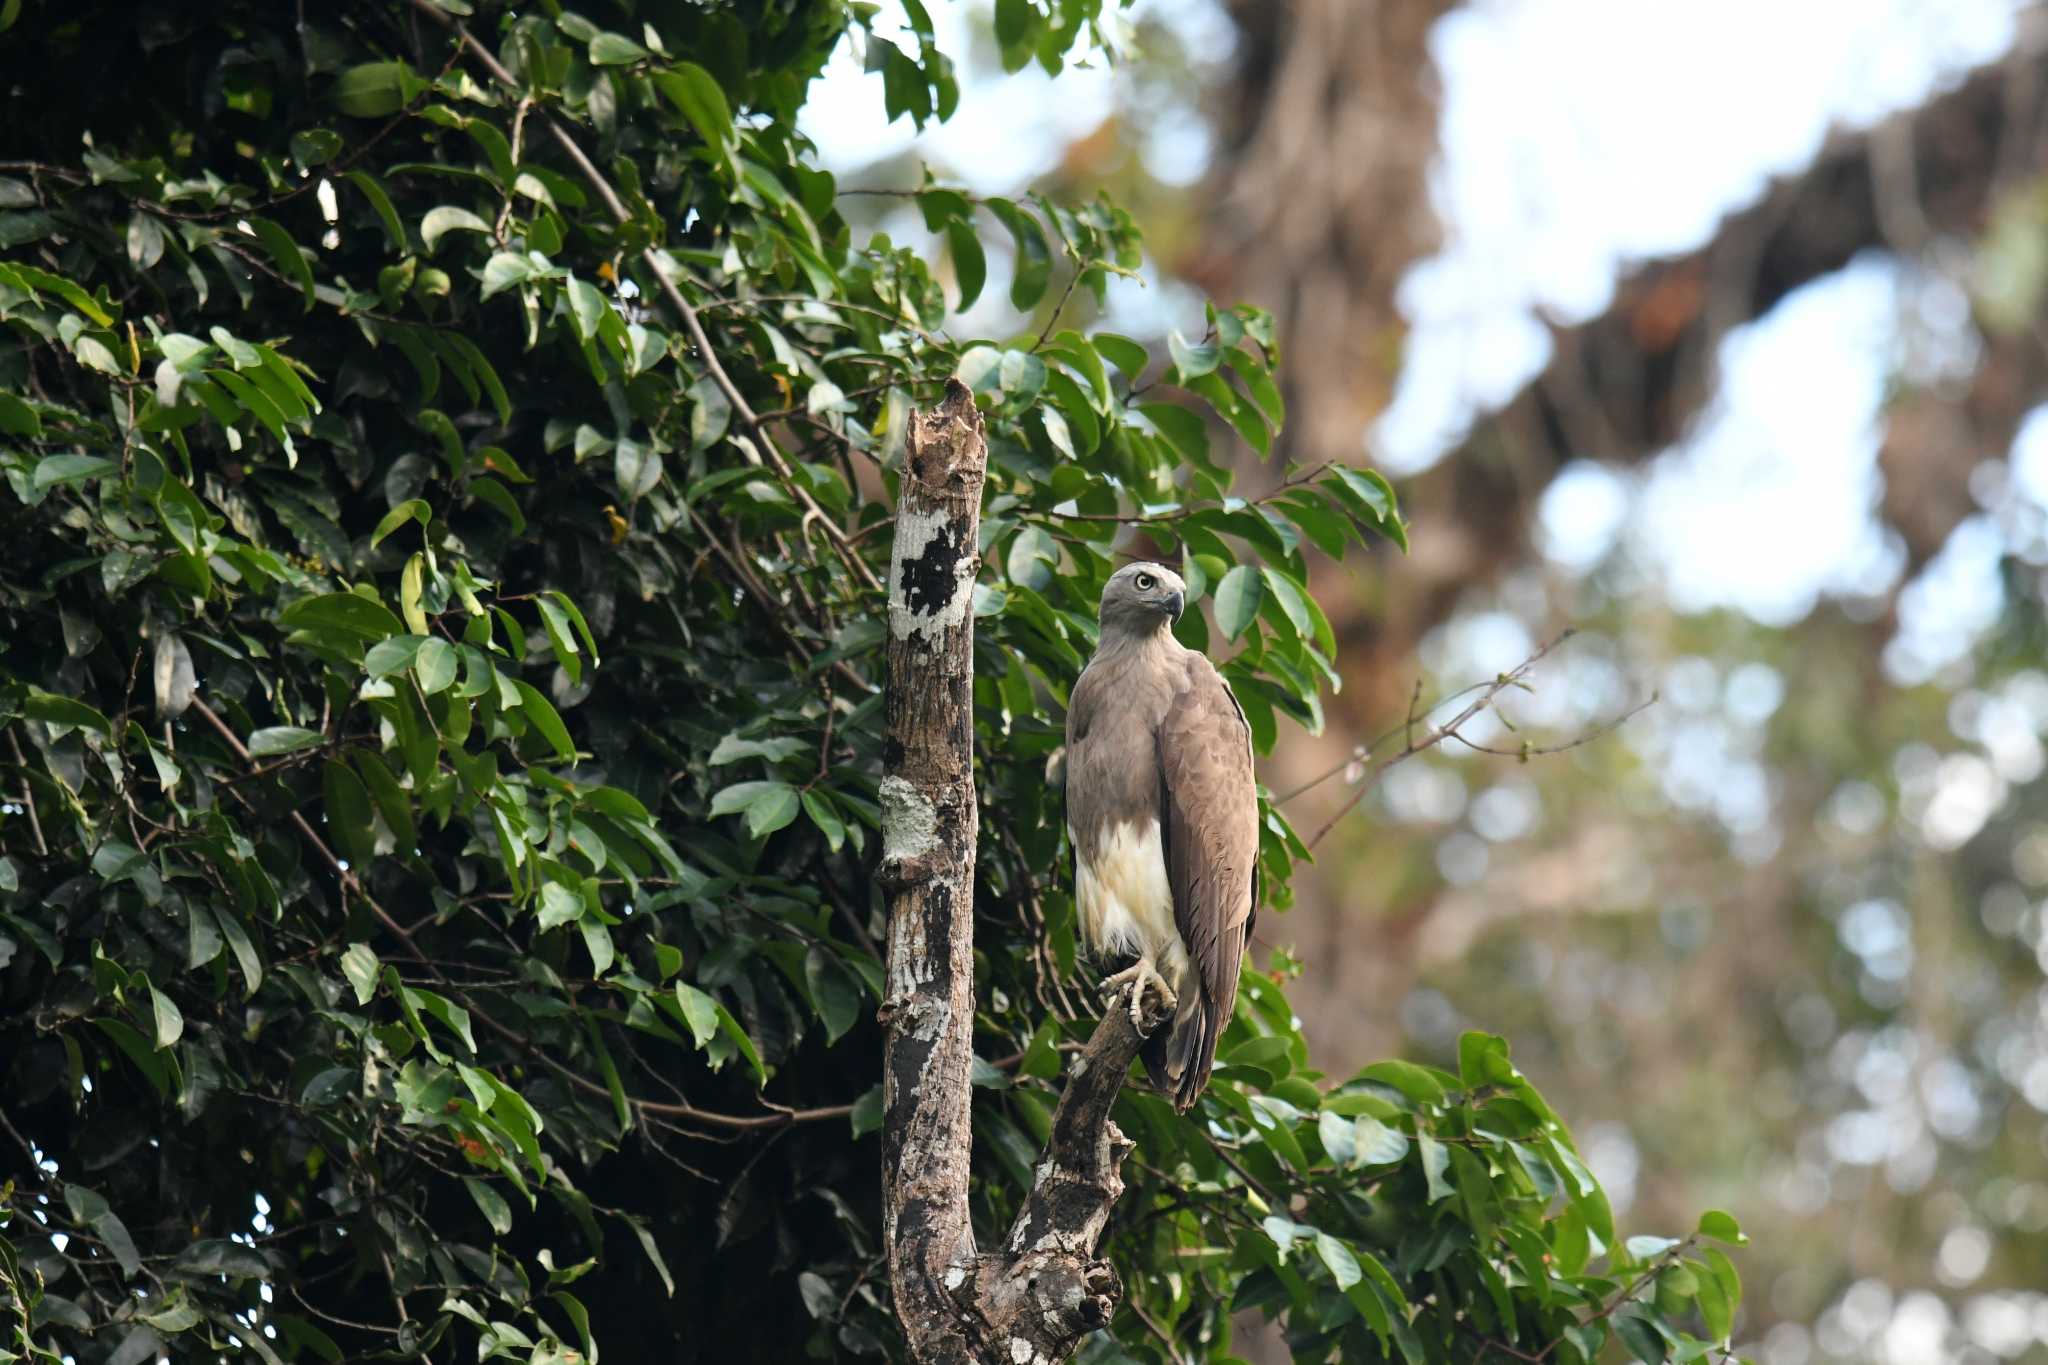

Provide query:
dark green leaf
left=987, top=197, right=1051, bottom=311
left=332, top=61, right=417, bottom=117
left=322, top=760, right=378, bottom=867
left=1213, top=564, right=1261, bottom=641
left=804, top=945, right=863, bottom=1043
left=248, top=727, right=323, bottom=757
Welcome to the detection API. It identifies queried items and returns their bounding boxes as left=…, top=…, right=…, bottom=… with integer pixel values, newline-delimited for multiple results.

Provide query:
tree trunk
left=879, top=381, right=1172, bottom=1363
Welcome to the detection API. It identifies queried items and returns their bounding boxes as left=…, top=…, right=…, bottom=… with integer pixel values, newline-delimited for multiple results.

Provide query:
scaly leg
left=1100, top=957, right=1176, bottom=1030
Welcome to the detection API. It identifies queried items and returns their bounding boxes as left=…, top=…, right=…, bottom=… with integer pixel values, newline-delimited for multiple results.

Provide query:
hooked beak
left=1165, top=589, right=1185, bottom=623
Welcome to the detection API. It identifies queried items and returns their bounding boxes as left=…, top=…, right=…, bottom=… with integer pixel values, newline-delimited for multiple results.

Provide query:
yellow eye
left=1135, top=573, right=1154, bottom=590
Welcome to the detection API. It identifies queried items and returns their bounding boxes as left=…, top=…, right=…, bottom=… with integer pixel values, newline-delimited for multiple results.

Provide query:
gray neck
left=1091, top=619, right=1177, bottom=666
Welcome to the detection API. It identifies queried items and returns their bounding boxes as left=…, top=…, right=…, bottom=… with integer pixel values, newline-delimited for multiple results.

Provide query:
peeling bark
left=880, top=382, right=1170, bottom=1363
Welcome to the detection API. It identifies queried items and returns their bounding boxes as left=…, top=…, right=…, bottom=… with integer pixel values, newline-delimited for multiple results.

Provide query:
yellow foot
left=1100, top=958, right=1177, bottom=1030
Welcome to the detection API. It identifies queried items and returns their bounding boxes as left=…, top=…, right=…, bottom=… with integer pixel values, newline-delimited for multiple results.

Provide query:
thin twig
left=1305, top=630, right=1586, bottom=851
left=5, top=729, right=48, bottom=856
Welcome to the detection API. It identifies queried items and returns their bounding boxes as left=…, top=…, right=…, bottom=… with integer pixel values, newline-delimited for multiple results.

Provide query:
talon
left=1099, top=958, right=1176, bottom=1030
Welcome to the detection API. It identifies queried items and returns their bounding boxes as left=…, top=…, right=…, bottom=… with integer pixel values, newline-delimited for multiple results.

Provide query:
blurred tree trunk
left=1195, top=4, right=2048, bottom=1073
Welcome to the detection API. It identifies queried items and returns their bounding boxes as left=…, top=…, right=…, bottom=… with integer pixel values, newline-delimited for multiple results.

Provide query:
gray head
left=1098, top=562, right=1186, bottom=637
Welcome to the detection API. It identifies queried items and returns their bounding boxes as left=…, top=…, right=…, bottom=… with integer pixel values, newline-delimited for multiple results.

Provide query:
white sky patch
left=1374, top=0, right=2021, bottom=474
left=1632, top=259, right=1906, bottom=625
left=1537, top=461, right=1631, bottom=571
left=1885, top=515, right=2010, bottom=685
left=2008, top=404, right=2048, bottom=509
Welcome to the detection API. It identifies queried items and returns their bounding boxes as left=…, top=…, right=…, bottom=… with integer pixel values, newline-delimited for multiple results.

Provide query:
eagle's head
left=1100, top=562, right=1186, bottom=635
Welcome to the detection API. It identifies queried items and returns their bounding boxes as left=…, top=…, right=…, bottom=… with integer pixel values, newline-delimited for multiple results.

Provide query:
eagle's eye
left=1134, top=572, right=1155, bottom=591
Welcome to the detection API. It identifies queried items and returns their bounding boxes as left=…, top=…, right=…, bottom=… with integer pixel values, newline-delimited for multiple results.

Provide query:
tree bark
left=879, top=382, right=1172, bottom=1363
left=879, top=378, right=990, bottom=1362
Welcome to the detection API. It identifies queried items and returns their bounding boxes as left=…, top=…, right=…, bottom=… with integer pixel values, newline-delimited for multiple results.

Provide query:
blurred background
left=813, top=2, right=2048, bottom=1360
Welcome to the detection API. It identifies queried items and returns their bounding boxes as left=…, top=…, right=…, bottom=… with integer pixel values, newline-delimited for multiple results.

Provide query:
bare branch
left=1303, top=629, right=1657, bottom=851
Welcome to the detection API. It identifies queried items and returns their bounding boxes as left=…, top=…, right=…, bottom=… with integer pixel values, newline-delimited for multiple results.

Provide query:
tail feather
left=1138, top=990, right=1215, bottom=1111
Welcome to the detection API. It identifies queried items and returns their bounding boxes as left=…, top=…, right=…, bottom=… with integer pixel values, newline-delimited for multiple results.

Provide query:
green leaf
left=147, top=982, right=184, bottom=1049
left=280, top=592, right=404, bottom=641
left=371, top=498, right=429, bottom=547
left=1313, top=1232, right=1361, bottom=1290
left=535, top=594, right=582, bottom=684
left=652, top=64, right=735, bottom=173
left=340, top=944, right=380, bottom=1005
left=1168, top=328, right=1220, bottom=381
left=414, top=637, right=457, bottom=695
left=421, top=205, right=490, bottom=252
left=1352, top=1117, right=1410, bottom=1166
left=708, top=734, right=809, bottom=766
left=464, top=1177, right=513, bottom=1235
left=512, top=681, right=576, bottom=761
left=715, top=1002, right=767, bottom=1084
left=944, top=217, right=985, bottom=311
left=1696, top=1208, right=1747, bottom=1245
left=332, top=61, right=418, bottom=117
left=34, top=453, right=118, bottom=489
left=804, top=945, right=863, bottom=1043
left=537, top=881, right=583, bottom=931
left=365, top=635, right=427, bottom=679
left=23, top=690, right=109, bottom=738
left=1418, top=1136, right=1452, bottom=1202
left=1006, top=526, right=1058, bottom=591
left=65, top=1187, right=141, bottom=1279
left=987, top=197, right=1051, bottom=311
left=710, top=780, right=800, bottom=838
left=1614, top=1315, right=1667, bottom=1365
left=248, top=727, right=323, bottom=758
left=1626, top=1235, right=1683, bottom=1262
left=321, top=760, right=378, bottom=867
left=1693, top=1258, right=1733, bottom=1341
left=1258, top=566, right=1315, bottom=643
left=480, top=251, right=539, bottom=299
left=1213, top=564, right=1262, bottom=641
left=354, top=752, right=415, bottom=853
left=1357, top=1059, right=1447, bottom=1105
left=625, top=1216, right=675, bottom=1298
left=674, top=982, right=718, bottom=1048
left=0, top=391, right=41, bottom=437
left=850, top=1085, right=883, bottom=1138
left=1703, top=1246, right=1742, bottom=1316
left=343, top=171, right=405, bottom=248
left=588, top=32, right=649, bottom=65
left=1317, top=1110, right=1356, bottom=1166
left=1094, top=332, right=1149, bottom=381
left=247, top=217, right=314, bottom=310
left=567, top=276, right=607, bottom=340
left=580, top=918, right=615, bottom=977
left=802, top=789, right=847, bottom=852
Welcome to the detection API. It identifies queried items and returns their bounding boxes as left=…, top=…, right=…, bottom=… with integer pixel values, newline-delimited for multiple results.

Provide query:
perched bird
left=1064, top=561, right=1259, bottom=1110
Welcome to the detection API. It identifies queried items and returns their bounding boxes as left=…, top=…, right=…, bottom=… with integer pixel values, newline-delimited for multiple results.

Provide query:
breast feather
left=1075, top=818, right=1184, bottom=982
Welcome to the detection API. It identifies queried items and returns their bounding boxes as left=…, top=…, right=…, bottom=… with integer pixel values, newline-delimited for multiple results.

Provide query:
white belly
left=1073, top=819, right=1188, bottom=988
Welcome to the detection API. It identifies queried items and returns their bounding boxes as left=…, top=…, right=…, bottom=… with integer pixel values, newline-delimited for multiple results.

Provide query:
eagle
left=1064, top=561, right=1258, bottom=1110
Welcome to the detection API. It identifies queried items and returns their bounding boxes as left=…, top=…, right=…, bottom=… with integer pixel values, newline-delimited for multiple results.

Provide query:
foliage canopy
left=1, top=2, right=1745, bottom=1361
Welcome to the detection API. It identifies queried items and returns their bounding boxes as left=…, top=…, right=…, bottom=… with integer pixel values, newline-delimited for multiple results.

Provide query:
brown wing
left=1152, top=654, right=1258, bottom=1109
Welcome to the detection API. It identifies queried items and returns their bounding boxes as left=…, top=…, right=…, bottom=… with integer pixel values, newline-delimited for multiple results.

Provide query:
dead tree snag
left=880, top=380, right=1168, bottom=1364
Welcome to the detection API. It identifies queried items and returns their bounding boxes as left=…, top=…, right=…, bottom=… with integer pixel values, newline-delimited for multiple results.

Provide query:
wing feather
left=1153, top=654, right=1258, bottom=1109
